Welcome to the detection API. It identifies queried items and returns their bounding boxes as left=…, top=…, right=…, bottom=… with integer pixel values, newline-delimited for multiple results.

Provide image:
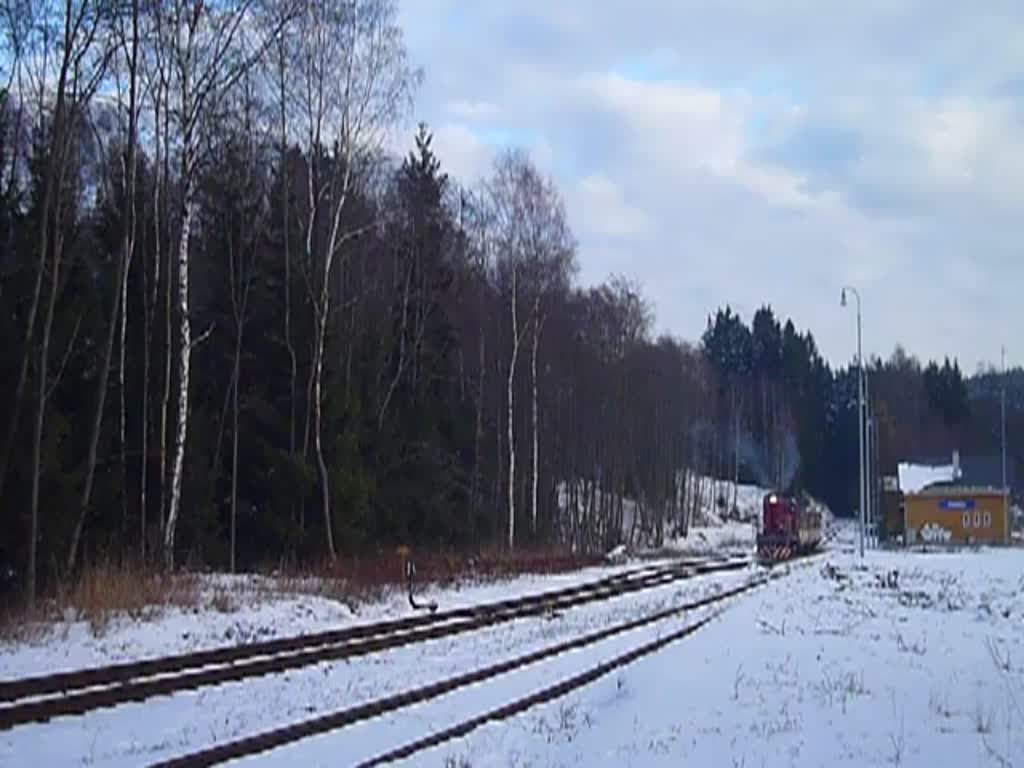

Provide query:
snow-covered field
left=4, top=528, right=1021, bottom=768
left=0, top=558, right=752, bottom=767
left=0, top=560, right=680, bottom=681
left=429, top=545, right=1024, bottom=768
left=662, top=520, right=759, bottom=555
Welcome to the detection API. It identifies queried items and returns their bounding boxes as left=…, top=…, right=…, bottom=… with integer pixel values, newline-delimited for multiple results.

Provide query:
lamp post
left=842, top=286, right=865, bottom=558
left=1002, top=346, right=1008, bottom=541
left=867, top=412, right=874, bottom=546
left=865, top=373, right=872, bottom=548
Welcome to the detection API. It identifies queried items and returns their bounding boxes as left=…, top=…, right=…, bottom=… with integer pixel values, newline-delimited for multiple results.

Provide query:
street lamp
left=1002, top=346, right=1008, bottom=541
left=841, top=286, right=865, bottom=558
left=864, top=374, right=873, bottom=547
left=867, top=413, right=874, bottom=545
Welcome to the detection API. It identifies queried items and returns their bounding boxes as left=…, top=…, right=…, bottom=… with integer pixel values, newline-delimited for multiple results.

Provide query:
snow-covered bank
left=0, top=564, right=754, bottom=767
left=433, top=546, right=1024, bottom=768
left=7, top=541, right=1017, bottom=767
left=0, top=558, right=678, bottom=683
left=559, top=472, right=835, bottom=556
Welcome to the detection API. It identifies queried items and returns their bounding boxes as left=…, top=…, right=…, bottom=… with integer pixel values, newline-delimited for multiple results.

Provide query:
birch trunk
left=275, top=40, right=298, bottom=528
left=29, top=264, right=57, bottom=605
left=506, top=267, right=519, bottom=550
left=530, top=308, right=542, bottom=537
left=141, top=241, right=152, bottom=559
left=228, top=188, right=252, bottom=573
left=471, top=327, right=485, bottom=524
left=142, top=71, right=166, bottom=558
left=231, top=336, right=240, bottom=573
left=158, top=90, right=172, bottom=535
left=26, top=238, right=52, bottom=604
left=311, top=300, right=335, bottom=560
left=164, top=197, right=194, bottom=570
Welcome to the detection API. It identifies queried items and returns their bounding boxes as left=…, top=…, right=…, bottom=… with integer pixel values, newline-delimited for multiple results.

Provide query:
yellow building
left=904, top=486, right=1010, bottom=546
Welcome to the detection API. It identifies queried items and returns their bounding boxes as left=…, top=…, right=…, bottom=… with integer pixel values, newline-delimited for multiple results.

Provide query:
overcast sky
left=395, top=1, right=1023, bottom=373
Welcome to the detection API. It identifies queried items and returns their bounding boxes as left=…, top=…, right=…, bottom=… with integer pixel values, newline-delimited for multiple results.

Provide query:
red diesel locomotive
left=756, top=492, right=822, bottom=562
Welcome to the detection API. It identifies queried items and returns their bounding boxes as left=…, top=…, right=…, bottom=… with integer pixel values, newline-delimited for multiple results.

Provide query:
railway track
left=152, top=569, right=784, bottom=768
left=0, top=554, right=752, bottom=730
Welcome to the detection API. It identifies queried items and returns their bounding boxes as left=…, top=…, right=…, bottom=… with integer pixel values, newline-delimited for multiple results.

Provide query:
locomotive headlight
left=769, top=495, right=778, bottom=504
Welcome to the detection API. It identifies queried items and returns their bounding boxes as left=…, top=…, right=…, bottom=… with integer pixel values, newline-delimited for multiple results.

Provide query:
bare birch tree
left=8, top=0, right=113, bottom=603
left=67, top=0, right=141, bottom=573
left=222, top=70, right=264, bottom=573
left=288, top=0, right=418, bottom=560
left=153, top=0, right=294, bottom=570
left=486, top=149, right=574, bottom=550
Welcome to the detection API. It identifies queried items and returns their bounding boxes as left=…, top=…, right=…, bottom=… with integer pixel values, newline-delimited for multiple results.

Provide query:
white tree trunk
left=119, top=135, right=138, bottom=539
left=119, top=215, right=132, bottom=530
left=312, top=253, right=337, bottom=561
left=141, top=258, right=151, bottom=559
left=159, top=144, right=172, bottom=536
left=143, top=80, right=165, bottom=558
left=164, top=198, right=194, bottom=570
left=29, top=226, right=61, bottom=606
left=530, top=309, right=542, bottom=537
left=277, top=47, right=298, bottom=530
left=506, top=267, right=519, bottom=551
left=472, top=328, right=485, bottom=519
left=231, top=338, right=240, bottom=573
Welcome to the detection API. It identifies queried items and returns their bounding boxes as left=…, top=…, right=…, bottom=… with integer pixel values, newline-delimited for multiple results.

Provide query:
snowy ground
left=4, top=529, right=1021, bottom=768
left=659, top=520, right=759, bottom=556
left=0, top=558, right=752, bottom=767
left=0, top=560, right=677, bottom=681
left=426, top=545, right=1024, bottom=768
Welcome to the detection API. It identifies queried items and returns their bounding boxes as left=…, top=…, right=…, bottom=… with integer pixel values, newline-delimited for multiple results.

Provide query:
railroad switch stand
left=405, top=558, right=438, bottom=613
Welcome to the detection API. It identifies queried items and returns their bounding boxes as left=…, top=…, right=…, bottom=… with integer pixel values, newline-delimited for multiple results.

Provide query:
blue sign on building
left=939, top=498, right=976, bottom=511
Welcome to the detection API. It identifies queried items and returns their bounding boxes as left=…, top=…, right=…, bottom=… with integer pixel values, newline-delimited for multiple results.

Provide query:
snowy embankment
left=559, top=472, right=835, bottom=559
left=2, top=475, right=801, bottom=680
left=671, top=481, right=835, bottom=557
left=433, top=546, right=1024, bottom=768
left=0, top=560, right=677, bottom=682
left=5, top=540, right=1019, bottom=766
left=652, top=477, right=834, bottom=556
left=0, top=563, right=755, bottom=767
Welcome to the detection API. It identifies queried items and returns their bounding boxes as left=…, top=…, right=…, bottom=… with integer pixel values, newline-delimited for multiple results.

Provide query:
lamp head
left=841, top=288, right=848, bottom=307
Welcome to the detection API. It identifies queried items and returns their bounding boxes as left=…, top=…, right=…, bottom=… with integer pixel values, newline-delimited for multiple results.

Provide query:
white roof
left=898, top=463, right=957, bottom=494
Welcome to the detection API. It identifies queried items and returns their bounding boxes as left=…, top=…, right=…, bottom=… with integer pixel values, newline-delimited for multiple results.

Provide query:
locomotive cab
left=761, top=494, right=796, bottom=537
left=757, top=492, right=821, bottom=562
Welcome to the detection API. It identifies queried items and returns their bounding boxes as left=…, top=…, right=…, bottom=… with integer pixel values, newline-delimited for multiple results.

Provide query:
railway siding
left=0, top=557, right=752, bottom=730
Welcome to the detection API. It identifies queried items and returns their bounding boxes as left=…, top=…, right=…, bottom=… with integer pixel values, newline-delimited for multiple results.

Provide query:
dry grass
left=1, top=562, right=200, bottom=639
left=0, top=546, right=604, bottom=638
left=256, top=547, right=606, bottom=605
left=63, top=563, right=199, bottom=626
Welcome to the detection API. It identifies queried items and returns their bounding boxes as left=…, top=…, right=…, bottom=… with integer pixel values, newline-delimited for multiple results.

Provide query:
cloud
left=397, top=0, right=1024, bottom=371
left=571, top=174, right=655, bottom=238
left=429, top=122, right=493, bottom=183
left=447, top=99, right=501, bottom=122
